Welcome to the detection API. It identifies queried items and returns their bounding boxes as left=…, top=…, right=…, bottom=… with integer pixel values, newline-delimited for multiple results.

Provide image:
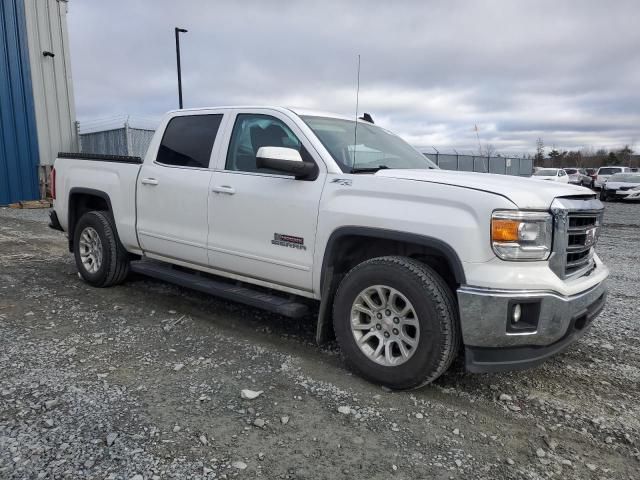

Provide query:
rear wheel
left=73, top=211, right=130, bottom=287
left=332, top=256, right=459, bottom=390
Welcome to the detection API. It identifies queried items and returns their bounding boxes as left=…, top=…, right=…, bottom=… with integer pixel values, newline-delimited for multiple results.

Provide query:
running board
left=130, top=261, right=309, bottom=318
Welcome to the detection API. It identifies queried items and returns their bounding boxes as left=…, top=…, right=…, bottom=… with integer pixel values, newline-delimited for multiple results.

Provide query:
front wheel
left=332, top=256, right=460, bottom=390
left=600, top=190, right=608, bottom=201
left=73, top=211, right=130, bottom=287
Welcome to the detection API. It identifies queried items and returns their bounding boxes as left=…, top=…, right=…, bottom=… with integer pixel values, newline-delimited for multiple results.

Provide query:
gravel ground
left=0, top=203, right=639, bottom=480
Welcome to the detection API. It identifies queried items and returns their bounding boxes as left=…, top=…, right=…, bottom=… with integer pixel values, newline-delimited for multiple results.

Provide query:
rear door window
left=156, top=114, right=223, bottom=168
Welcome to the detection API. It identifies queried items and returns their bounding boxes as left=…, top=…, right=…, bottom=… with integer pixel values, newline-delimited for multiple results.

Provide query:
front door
left=207, top=111, right=325, bottom=292
left=137, top=113, right=224, bottom=266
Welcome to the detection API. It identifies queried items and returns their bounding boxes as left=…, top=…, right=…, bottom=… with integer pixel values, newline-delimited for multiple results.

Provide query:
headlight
left=491, top=211, right=553, bottom=260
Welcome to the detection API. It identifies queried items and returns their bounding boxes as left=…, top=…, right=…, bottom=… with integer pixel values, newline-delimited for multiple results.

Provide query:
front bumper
left=457, top=279, right=607, bottom=373
left=604, top=189, right=640, bottom=201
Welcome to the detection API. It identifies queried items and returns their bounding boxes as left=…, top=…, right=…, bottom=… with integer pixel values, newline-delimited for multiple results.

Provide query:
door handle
left=141, top=178, right=159, bottom=186
left=211, top=185, right=236, bottom=195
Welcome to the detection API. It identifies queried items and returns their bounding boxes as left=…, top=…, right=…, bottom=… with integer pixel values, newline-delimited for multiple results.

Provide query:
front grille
left=550, top=197, right=604, bottom=279
left=565, top=213, right=598, bottom=276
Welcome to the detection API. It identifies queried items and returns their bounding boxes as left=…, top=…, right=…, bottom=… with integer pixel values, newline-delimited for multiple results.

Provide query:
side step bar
left=130, top=261, right=309, bottom=319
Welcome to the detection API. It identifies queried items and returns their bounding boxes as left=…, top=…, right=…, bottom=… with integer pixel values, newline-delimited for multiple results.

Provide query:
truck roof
left=166, top=106, right=353, bottom=121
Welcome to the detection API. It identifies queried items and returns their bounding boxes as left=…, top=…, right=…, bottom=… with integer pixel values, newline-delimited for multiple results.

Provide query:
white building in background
left=24, top=0, right=79, bottom=166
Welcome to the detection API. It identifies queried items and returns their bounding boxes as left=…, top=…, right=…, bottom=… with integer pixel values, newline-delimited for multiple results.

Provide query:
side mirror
left=256, top=146, right=316, bottom=180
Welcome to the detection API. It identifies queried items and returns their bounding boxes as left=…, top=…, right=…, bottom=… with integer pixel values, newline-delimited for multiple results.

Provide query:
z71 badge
left=272, top=233, right=307, bottom=250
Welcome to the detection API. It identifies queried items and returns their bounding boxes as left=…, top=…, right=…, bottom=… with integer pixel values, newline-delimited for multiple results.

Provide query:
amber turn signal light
left=491, top=219, right=520, bottom=242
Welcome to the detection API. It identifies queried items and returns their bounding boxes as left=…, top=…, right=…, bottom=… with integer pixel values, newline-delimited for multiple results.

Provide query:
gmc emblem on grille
left=584, top=227, right=597, bottom=247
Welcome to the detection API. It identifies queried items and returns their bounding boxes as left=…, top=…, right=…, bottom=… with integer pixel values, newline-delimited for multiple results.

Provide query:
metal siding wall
left=0, top=0, right=40, bottom=204
left=24, top=0, right=78, bottom=166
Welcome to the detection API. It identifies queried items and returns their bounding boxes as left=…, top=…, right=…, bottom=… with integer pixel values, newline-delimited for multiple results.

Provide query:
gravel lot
left=1, top=203, right=639, bottom=480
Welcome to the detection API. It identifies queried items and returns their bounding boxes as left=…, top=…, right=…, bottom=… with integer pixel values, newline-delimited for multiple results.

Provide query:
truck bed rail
left=57, top=152, right=143, bottom=164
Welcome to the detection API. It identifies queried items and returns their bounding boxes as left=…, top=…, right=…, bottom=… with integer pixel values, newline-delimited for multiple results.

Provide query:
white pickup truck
left=50, top=106, right=608, bottom=389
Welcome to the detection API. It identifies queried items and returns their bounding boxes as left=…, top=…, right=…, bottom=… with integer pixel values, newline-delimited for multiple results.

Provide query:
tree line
left=534, top=138, right=637, bottom=168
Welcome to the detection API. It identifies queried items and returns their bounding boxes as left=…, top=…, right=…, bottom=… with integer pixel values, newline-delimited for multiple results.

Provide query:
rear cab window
left=156, top=114, right=223, bottom=168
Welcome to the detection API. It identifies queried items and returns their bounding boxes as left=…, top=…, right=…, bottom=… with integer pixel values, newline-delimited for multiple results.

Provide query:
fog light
left=512, top=304, right=522, bottom=323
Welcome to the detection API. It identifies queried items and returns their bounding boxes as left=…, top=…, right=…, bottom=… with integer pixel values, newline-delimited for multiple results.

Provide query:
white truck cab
left=50, top=106, right=608, bottom=389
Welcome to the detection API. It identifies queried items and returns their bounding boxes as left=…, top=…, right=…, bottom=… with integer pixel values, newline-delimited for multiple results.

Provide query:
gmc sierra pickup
left=50, top=106, right=608, bottom=389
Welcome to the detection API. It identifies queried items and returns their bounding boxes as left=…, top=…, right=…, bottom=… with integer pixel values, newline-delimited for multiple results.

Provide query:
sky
left=67, top=0, right=640, bottom=155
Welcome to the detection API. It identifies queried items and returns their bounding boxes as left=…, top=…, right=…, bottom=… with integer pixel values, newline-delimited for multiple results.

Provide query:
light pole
left=175, top=27, right=188, bottom=109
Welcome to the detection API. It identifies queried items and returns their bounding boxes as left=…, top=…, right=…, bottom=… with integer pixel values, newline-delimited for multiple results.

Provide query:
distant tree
left=566, top=150, right=583, bottom=167
left=608, top=151, right=619, bottom=165
left=548, top=149, right=562, bottom=167
left=534, top=138, right=544, bottom=166
left=617, top=145, right=633, bottom=166
left=481, top=143, right=497, bottom=157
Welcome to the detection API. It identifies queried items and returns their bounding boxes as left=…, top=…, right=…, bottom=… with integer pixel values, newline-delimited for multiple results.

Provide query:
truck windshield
left=300, top=115, right=438, bottom=173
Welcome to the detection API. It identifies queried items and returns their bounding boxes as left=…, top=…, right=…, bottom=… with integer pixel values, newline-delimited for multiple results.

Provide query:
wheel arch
left=67, top=187, right=114, bottom=252
left=315, top=226, right=466, bottom=344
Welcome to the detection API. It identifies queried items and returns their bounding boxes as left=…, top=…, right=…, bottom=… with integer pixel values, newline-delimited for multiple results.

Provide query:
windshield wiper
left=351, top=165, right=390, bottom=174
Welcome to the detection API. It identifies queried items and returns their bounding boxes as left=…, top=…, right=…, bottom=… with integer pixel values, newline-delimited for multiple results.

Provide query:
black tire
left=73, top=211, right=130, bottom=287
left=332, top=256, right=460, bottom=390
left=600, top=190, right=607, bottom=201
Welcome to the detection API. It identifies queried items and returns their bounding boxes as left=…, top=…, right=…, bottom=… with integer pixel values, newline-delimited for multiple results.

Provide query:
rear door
left=207, top=109, right=325, bottom=293
left=137, top=112, right=226, bottom=266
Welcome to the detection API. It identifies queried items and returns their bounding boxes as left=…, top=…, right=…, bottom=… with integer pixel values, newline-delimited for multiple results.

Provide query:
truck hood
left=375, top=169, right=592, bottom=209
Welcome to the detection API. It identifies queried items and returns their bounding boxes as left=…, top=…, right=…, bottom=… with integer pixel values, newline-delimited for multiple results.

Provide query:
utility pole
left=175, top=27, right=188, bottom=109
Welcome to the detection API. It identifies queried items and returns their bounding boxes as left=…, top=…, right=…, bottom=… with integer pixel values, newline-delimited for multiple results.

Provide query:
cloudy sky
left=67, top=0, right=640, bottom=155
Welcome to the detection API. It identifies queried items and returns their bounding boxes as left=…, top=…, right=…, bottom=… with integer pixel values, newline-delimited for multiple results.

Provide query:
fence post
left=431, top=146, right=439, bottom=167
left=75, top=121, right=82, bottom=153
left=125, top=116, right=132, bottom=156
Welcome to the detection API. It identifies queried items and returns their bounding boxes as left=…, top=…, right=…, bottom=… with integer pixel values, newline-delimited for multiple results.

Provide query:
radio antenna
left=353, top=54, right=361, bottom=167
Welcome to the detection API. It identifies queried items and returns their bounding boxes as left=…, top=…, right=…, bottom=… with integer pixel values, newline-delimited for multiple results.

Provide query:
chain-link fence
left=424, top=152, right=533, bottom=176
left=77, top=116, right=534, bottom=177
left=78, top=116, right=157, bottom=158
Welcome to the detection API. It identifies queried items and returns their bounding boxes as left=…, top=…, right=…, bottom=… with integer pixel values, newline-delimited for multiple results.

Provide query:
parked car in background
left=594, top=166, right=630, bottom=189
left=531, top=168, right=570, bottom=183
left=631, top=167, right=640, bottom=173
left=600, top=173, right=640, bottom=201
left=563, top=168, right=592, bottom=187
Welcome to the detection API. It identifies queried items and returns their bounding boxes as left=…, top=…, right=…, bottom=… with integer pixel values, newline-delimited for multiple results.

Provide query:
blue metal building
left=0, top=0, right=40, bottom=205
left=0, top=0, right=78, bottom=205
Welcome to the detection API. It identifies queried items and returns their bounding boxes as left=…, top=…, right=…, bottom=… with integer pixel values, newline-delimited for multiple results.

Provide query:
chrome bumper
left=457, top=280, right=607, bottom=372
